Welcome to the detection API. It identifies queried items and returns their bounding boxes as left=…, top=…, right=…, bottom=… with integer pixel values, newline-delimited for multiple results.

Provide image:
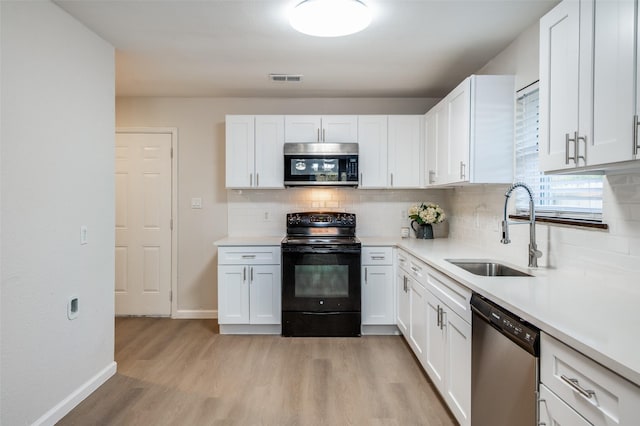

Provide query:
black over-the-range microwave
left=283, top=142, right=359, bottom=187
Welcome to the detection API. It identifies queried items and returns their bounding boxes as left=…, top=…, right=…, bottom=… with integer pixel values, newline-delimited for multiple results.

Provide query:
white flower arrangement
left=408, top=203, right=446, bottom=225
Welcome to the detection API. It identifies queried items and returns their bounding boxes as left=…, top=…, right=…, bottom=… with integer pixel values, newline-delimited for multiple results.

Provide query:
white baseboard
left=172, top=309, right=217, bottom=319
left=33, top=361, right=117, bottom=426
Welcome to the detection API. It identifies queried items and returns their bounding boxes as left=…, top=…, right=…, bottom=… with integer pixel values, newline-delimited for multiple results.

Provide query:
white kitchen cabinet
left=540, top=332, right=640, bottom=426
left=424, top=105, right=441, bottom=185
left=225, top=115, right=284, bottom=189
left=539, top=384, right=593, bottom=426
left=217, top=246, right=281, bottom=334
left=395, top=250, right=410, bottom=336
left=284, top=115, right=358, bottom=143
left=423, top=265, right=472, bottom=426
left=387, top=115, right=423, bottom=188
left=539, top=0, right=638, bottom=172
left=424, top=75, right=514, bottom=186
left=361, top=247, right=395, bottom=327
left=358, top=115, right=388, bottom=188
left=394, top=249, right=471, bottom=426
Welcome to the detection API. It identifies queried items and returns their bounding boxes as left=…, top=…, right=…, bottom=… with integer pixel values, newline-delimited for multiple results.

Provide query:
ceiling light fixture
left=289, top=0, right=372, bottom=37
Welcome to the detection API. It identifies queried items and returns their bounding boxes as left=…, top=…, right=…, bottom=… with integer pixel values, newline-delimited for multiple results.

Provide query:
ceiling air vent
left=269, top=74, right=303, bottom=83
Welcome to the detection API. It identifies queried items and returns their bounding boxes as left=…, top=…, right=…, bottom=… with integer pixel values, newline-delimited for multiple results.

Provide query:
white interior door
left=115, top=131, right=172, bottom=316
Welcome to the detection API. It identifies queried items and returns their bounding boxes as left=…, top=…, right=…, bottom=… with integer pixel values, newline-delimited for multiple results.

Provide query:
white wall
left=1, top=2, right=115, bottom=424
left=449, top=21, right=640, bottom=278
left=116, top=97, right=439, bottom=314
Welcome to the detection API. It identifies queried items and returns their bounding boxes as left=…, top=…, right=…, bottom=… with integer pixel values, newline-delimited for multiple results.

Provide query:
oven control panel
left=287, top=212, right=356, bottom=227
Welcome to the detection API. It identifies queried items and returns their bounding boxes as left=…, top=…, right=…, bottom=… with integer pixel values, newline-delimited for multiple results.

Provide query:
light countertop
left=215, top=235, right=640, bottom=387
left=393, top=238, right=640, bottom=388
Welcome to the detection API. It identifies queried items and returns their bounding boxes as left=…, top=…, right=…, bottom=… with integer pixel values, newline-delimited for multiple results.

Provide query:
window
left=514, top=83, right=603, bottom=221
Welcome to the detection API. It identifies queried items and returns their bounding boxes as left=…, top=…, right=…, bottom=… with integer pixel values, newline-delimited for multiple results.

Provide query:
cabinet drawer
left=362, top=247, right=393, bottom=265
left=425, top=267, right=471, bottom=324
left=540, top=384, right=592, bottom=426
left=541, top=333, right=640, bottom=426
left=218, top=246, right=281, bottom=265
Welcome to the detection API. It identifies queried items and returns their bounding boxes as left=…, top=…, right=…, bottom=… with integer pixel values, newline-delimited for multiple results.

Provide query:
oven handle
left=282, top=247, right=361, bottom=254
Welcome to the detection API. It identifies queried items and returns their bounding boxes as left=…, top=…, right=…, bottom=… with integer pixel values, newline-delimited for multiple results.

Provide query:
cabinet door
left=590, top=0, right=636, bottom=165
left=396, top=269, right=410, bottom=336
left=444, top=310, right=471, bottom=426
left=225, top=115, right=255, bottom=188
left=424, top=289, right=446, bottom=391
left=285, top=115, right=321, bottom=142
left=254, top=116, right=284, bottom=188
left=358, top=115, right=388, bottom=188
left=408, top=278, right=427, bottom=361
left=539, top=385, right=592, bottom=426
left=539, top=1, right=581, bottom=171
left=218, top=265, right=250, bottom=324
left=387, top=115, right=423, bottom=188
left=322, top=115, right=358, bottom=142
left=424, top=107, right=440, bottom=186
left=362, top=265, right=395, bottom=325
left=445, top=78, right=471, bottom=184
left=249, top=265, right=281, bottom=325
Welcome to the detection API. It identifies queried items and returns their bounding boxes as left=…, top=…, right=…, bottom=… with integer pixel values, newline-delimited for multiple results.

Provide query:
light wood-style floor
left=59, top=318, right=456, bottom=425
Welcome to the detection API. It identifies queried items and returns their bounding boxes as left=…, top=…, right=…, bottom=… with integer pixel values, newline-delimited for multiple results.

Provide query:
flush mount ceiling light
left=289, top=0, right=372, bottom=37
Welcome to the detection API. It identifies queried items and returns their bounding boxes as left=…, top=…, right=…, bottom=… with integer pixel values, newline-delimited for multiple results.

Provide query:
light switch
left=80, top=226, right=88, bottom=245
left=191, top=198, right=202, bottom=209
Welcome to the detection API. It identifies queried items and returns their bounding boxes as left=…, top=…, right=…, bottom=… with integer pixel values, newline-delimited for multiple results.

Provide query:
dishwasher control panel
left=471, top=294, right=539, bottom=355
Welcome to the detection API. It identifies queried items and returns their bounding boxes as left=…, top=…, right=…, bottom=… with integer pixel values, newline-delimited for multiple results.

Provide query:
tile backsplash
left=227, top=188, right=449, bottom=238
left=228, top=172, right=640, bottom=282
left=447, top=173, right=640, bottom=281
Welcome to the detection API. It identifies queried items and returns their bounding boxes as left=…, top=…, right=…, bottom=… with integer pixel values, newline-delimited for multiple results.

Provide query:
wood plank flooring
left=59, top=318, right=456, bottom=425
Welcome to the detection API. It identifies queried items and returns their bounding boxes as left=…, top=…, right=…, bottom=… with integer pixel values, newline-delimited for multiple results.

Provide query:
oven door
left=282, top=246, right=361, bottom=313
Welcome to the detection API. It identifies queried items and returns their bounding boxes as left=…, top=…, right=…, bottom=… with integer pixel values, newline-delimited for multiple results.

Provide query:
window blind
left=514, top=84, right=603, bottom=220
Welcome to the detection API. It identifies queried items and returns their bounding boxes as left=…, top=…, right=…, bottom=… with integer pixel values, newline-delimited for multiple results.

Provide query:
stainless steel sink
left=446, top=259, right=533, bottom=277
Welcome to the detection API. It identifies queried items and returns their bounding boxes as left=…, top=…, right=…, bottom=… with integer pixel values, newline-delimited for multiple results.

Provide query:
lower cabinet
left=217, top=246, right=281, bottom=334
left=540, top=332, right=640, bottom=426
left=396, top=248, right=472, bottom=426
left=362, top=247, right=395, bottom=330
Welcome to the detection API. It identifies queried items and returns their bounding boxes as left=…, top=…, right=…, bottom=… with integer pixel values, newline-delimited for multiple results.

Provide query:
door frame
left=115, top=127, right=178, bottom=317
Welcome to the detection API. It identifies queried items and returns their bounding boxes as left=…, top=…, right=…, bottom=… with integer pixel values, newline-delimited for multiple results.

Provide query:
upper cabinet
left=387, top=115, right=424, bottom=188
left=425, top=75, right=514, bottom=186
left=539, top=0, right=639, bottom=172
left=358, top=115, right=389, bottom=188
left=225, top=115, right=284, bottom=189
left=284, top=115, right=358, bottom=143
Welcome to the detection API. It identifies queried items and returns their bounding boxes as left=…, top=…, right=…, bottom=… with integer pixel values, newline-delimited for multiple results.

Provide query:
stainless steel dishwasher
left=470, top=293, right=540, bottom=425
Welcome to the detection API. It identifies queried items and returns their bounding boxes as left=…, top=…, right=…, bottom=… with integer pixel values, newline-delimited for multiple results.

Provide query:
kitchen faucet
left=501, top=182, right=542, bottom=268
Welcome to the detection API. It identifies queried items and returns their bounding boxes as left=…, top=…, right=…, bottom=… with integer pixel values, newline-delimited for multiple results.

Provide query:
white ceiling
left=55, top=0, right=559, bottom=98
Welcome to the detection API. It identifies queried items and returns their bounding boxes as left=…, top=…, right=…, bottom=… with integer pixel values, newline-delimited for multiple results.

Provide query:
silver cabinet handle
left=322, top=128, right=326, bottom=142
left=437, top=305, right=441, bottom=327
left=249, top=173, right=253, bottom=187
left=440, top=310, right=446, bottom=330
left=317, top=128, right=320, bottom=142
left=634, top=115, right=640, bottom=156
left=560, top=375, right=596, bottom=399
left=577, top=134, right=587, bottom=164
left=241, top=255, right=256, bottom=259
left=364, top=267, right=368, bottom=283
left=566, top=132, right=578, bottom=165
left=250, top=266, right=254, bottom=282
left=360, top=173, right=363, bottom=186
left=371, top=256, right=385, bottom=260
left=256, top=173, right=259, bottom=187
left=390, top=173, right=394, bottom=187
left=403, top=276, right=408, bottom=292
left=428, top=170, right=436, bottom=184
left=459, top=161, right=466, bottom=180
left=243, top=266, right=246, bottom=282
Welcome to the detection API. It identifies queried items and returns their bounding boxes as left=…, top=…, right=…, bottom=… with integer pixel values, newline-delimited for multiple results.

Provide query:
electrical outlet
left=263, top=211, right=271, bottom=222
left=68, top=296, right=79, bottom=320
left=191, top=197, right=202, bottom=209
